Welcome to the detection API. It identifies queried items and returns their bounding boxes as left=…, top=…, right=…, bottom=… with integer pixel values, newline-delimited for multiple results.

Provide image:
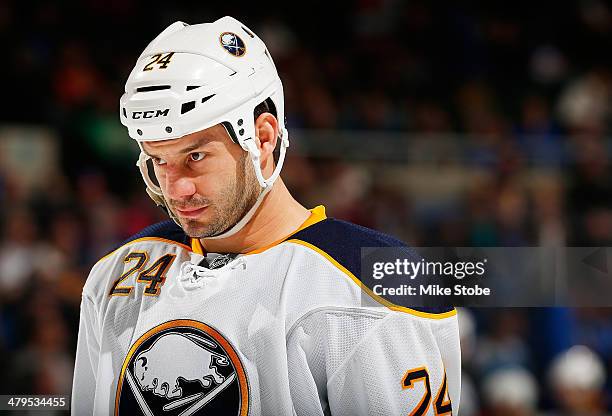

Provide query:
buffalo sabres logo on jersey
left=220, top=32, right=246, bottom=57
left=115, top=320, right=248, bottom=416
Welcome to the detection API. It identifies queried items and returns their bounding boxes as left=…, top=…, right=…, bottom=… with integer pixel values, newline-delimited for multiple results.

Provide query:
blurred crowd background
left=1, top=0, right=612, bottom=414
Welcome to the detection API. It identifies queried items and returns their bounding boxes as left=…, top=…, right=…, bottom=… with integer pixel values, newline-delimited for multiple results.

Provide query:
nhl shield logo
left=219, top=32, right=246, bottom=57
left=115, top=320, right=248, bottom=415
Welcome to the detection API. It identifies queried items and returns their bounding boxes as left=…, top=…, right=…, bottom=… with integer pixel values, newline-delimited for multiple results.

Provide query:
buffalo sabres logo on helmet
left=115, top=320, right=248, bottom=416
left=219, top=32, right=246, bottom=57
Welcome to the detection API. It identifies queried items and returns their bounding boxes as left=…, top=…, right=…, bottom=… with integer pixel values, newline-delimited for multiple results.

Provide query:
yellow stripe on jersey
left=191, top=237, right=205, bottom=255
left=287, top=238, right=457, bottom=320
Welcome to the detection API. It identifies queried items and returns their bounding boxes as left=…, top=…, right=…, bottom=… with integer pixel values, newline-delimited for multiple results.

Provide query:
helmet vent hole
left=136, top=85, right=171, bottom=93
left=122, top=108, right=127, bottom=118
left=241, top=26, right=255, bottom=38
left=201, top=94, right=216, bottom=104
left=181, top=101, right=196, bottom=114
left=186, top=85, right=201, bottom=91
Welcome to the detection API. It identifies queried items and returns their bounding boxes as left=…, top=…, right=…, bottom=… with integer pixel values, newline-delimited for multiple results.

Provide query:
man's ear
left=254, top=112, right=279, bottom=163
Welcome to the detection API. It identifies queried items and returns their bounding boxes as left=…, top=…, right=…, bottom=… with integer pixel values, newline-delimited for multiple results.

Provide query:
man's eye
left=152, top=157, right=167, bottom=166
left=190, top=152, right=205, bottom=162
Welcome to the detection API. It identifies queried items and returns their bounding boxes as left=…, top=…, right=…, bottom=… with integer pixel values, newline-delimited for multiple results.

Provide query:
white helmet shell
left=120, top=17, right=289, bottom=238
left=120, top=17, right=288, bottom=147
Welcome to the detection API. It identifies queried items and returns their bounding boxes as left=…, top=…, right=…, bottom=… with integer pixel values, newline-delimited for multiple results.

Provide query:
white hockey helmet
left=120, top=16, right=289, bottom=238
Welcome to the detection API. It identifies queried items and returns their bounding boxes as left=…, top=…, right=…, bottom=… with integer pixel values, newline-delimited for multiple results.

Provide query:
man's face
left=141, top=124, right=260, bottom=238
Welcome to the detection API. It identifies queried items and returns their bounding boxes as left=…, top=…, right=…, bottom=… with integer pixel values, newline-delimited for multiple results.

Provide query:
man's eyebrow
left=177, top=137, right=211, bottom=153
left=143, top=136, right=211, bottom=157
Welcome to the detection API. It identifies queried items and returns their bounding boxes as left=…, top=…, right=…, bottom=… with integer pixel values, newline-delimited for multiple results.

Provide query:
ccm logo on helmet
left=132, top=109, right=170, bottom=119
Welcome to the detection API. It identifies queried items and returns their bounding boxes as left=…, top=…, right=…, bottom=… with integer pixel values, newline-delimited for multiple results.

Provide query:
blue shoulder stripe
left=121, top=220, right=190, bottom=247
left=287, top=218, right=455, bottom=315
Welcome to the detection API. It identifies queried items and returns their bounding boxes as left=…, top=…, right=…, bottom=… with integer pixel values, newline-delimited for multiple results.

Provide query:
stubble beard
left=171, top=152, right=260, bottom=238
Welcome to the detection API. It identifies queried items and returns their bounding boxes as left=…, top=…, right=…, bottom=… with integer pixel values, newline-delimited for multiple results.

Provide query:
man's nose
left=164, top=170, right=197, bottom=199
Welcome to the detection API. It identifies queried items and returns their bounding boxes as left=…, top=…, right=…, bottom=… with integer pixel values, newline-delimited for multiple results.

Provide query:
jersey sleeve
left=71, top=294, right=100, bottom=415
left=287, top=308, right=461, bottom=416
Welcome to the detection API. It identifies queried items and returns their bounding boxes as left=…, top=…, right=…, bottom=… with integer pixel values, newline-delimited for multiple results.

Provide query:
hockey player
left=72, top=16, right=460, bottom=415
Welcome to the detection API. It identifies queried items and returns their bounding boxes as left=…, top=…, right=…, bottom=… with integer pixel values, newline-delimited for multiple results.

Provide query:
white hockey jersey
left=72, top=206, right=460, bottom=415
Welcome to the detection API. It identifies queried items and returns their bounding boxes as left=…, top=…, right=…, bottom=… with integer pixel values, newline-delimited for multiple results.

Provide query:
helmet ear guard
left=136, top=154, right=178, bottom=222
left=136, top=150, right=161, bottom=192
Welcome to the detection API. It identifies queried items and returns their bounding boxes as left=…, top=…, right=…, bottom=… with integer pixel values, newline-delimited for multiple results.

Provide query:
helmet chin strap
left=204, top=181, right=272, bottom=240
left=205, top=135, right=287, bottom=240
